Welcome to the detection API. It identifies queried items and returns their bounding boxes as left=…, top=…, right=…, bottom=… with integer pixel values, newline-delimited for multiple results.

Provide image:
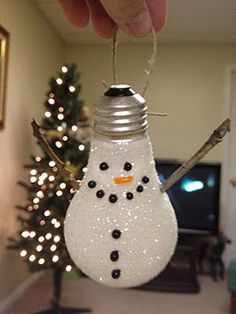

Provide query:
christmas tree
left=8, top=64, right=90, bottom=311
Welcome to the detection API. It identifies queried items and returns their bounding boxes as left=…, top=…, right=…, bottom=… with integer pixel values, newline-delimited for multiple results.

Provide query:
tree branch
left=161, top=118, right=231, bottom=192
left=31, top=119, right=81, bottom=191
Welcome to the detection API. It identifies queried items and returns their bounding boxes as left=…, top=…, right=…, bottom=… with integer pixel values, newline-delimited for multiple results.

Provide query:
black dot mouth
left=88, top=180, right=96, bottom=188
left=96, top=189, right=105, bottom=198
left=109, top=194, right=118, bottom=203
left=136, top=185, right=144, bottom=193
left=89, top=175, right=149, bottom=200
left=142, top=176, right=150, bottom=184
left=126, top=192, right=134, bottom=200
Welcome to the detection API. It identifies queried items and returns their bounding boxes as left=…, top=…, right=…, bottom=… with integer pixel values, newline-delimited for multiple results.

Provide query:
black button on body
left=110, top=250, right=119, bottom=262
left=126, top=192, right=134, bottom=200
left=136, top=185, right=144, bottom=193
left=142, top=176, right=149, bottom=184
left=124, top=162, right=132, bottom=171
left=112, top=269, right=121, bottom=279
left=112, top=229, right=122, bottom=239
left=99, top=162, right=109, bottom=171
left=88, top=180, right=96, bottom=188
left=109, top=194, right=118, bottom=203
left=96, top=190, right=105, bottom=198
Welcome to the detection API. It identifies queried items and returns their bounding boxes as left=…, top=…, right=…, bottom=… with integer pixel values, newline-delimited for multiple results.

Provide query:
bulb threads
left=93, top=85, right=148, bottom=138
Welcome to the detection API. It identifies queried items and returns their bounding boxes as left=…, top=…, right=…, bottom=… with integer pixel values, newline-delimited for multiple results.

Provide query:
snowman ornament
left=65, top=85, right=178, bottom=288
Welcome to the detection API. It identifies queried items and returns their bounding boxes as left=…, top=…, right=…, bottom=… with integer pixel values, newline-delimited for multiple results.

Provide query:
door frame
left=221, top=64, right=236, bottom=265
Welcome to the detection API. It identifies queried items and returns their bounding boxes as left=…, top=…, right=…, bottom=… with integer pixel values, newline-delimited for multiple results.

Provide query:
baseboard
left=0, top=272, right=43, bottom=313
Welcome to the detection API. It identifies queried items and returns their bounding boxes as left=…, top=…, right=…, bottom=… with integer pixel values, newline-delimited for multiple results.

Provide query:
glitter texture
left=65, top=134, right=178, bottom=288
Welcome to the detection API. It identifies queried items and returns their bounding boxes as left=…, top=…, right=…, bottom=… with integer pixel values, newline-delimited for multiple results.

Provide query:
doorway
left=222, top=66, right=236, bottom=265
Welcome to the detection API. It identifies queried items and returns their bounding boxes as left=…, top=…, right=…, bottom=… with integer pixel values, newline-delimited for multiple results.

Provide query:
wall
left=66, top=44, right=236, bottom=161
left=0, top=0, right=65, bottom=302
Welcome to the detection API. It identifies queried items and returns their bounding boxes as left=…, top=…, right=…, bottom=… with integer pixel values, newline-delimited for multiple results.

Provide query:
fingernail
left=127, top=10, right=152, bottom=37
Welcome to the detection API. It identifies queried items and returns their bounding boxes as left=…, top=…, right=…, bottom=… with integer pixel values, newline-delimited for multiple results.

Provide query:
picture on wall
left=0, top=25, right=9, bottom=129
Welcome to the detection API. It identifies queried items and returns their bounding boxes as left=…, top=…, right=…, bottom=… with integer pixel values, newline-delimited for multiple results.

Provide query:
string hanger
left=142, top=26, right=157, bottom=97
left=112, top=26, right=118, bottom=85
left=111, top=25, right=163, bottom=117
left=111, top=25, right=157, bottom=97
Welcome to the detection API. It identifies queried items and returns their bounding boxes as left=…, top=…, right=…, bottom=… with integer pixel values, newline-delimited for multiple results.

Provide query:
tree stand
left=34, top=267, right=92, bottom=314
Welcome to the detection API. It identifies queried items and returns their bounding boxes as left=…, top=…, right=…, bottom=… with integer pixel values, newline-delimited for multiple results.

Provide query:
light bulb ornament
left=31, top=90, right=230, bottom=288
left=64, top=84, right=178, bottom=288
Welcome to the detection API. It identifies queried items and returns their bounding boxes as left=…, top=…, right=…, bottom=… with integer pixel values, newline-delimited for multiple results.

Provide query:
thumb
left=99, top=0, right=152, bottom=37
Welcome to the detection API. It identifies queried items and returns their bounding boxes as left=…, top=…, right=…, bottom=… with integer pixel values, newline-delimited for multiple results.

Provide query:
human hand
left=59, top=0, right=167, bottom=39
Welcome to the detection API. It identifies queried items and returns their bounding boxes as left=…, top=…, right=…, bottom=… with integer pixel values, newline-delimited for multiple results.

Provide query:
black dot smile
left=136, top=185, right=144, bottom=193
left=142, top=176, right=149, bottom=184
left=96, top=190, right=105, bottom=198
left=88, top=180, right=96, bottom=188
left=126, top=192, right=134, bottom=200
left=109, top=194, right=118, bottom=203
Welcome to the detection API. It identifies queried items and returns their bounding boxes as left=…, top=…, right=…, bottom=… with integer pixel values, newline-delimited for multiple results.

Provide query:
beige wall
left=66, top=44, right=236, bottom=161
left=0, top=0, right=65, bottom=302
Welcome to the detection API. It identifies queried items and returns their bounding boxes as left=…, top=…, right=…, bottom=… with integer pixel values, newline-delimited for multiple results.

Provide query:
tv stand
left=138, top=237, right=200, bottom=293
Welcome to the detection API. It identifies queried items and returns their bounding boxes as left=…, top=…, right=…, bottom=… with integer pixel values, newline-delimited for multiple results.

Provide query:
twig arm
left=147, top=112, right=167, bottom=117
left=161, top=118, right=230, bottom=192
left=230, top=176, right=236, bottom=187
left=31, top=119, right=80, bottom=191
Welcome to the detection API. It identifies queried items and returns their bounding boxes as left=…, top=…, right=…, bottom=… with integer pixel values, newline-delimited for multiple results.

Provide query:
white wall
left=66, top=44, right=236, bottom=161
left=0, top=0, right=65, bottom=302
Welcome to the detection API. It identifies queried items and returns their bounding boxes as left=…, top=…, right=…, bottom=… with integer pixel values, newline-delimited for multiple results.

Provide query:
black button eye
left=99, top=162, right=109, bottom=171
left=124, top=162, right=132, bottom=171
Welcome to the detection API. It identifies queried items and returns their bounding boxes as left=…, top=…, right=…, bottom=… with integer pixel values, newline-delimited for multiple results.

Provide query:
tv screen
left=155, top=160, right=221, bottom=235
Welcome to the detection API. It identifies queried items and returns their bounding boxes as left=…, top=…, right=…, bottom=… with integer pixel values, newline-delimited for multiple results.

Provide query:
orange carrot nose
left=114, top=176, right=133, bottom=185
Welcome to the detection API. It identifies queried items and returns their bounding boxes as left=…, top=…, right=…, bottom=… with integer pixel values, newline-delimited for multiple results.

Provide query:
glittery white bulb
left=65, top=85, right=178, bottom=288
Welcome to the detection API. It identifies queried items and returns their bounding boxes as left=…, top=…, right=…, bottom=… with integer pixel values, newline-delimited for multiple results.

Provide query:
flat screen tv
left=155, top=159, right=221, bottom=235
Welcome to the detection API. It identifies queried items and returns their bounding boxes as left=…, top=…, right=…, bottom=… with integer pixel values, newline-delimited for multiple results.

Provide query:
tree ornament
left=80, top=106, right=91, bottom=122
left=44, top=129, right=63, bottom=140
left=65, top=84, right=178, bottom=288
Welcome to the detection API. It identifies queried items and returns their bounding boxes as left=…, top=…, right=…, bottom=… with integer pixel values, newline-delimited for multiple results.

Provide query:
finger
left=59, top=0, right=89, bottom=28
left=87, top=0, right=115, bottom=39
left=146, top=0, right=167, bottom=32
left=99, top=0, right=152, bottom=38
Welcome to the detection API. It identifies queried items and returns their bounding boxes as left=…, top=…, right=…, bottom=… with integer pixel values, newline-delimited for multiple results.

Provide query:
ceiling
left=35, top=0, right=236, bottom=45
